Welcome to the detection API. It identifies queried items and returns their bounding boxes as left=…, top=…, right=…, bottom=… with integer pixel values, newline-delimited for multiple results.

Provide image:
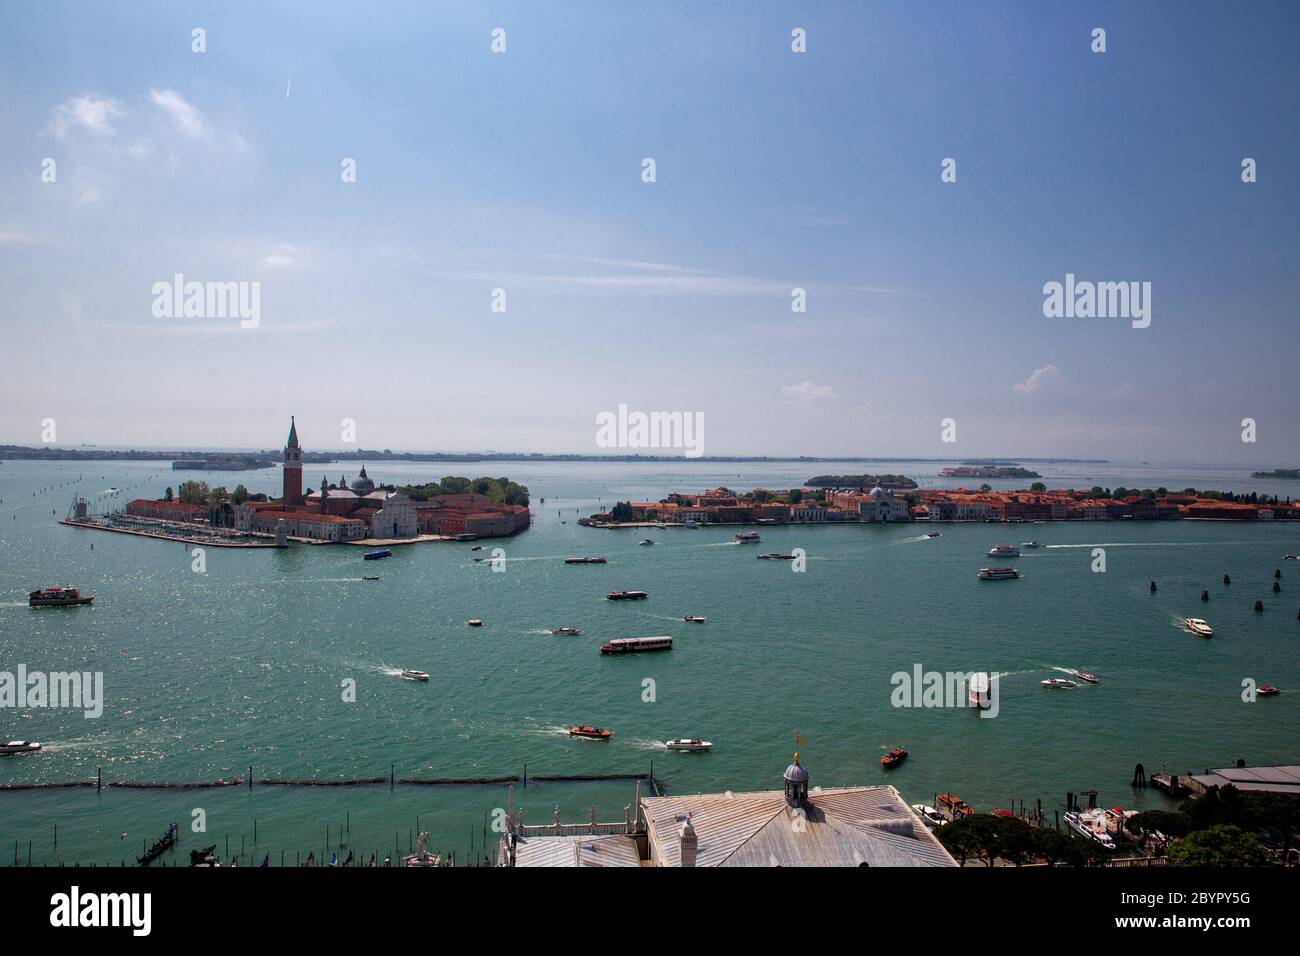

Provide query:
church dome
left=869, top=486, right=887, bottom=499
left=350, top=465, right=375, bottom=492
left=784, top=756, right=809, bottom=784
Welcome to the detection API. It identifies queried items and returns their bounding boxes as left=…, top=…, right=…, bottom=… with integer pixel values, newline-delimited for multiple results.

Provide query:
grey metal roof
left=513, top=834, right=643, bottom=868
left=1190, top=765, right=1300, bottom=795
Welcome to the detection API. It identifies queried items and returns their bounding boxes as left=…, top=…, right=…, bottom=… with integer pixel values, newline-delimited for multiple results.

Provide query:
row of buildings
left=125, top=418, right=531, bottom=543
left=597, top=486, right=1297, bottom=526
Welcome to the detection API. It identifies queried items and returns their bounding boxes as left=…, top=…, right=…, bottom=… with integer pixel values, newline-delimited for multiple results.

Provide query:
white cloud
left=260, top=244, right=301, bottom=269
left=1013, top=364, right=1062, bottom=395
left=781, top=381, right=836, bottom=403
left=50, top=95, right=123, bottom=138
left=149, top=89, right=210, bottom=139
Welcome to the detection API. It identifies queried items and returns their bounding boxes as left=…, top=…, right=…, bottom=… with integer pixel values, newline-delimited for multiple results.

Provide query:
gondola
left=137, top=822, right=178, bottom=866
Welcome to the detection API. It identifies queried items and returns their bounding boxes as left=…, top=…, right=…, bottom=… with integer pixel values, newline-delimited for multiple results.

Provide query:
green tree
left=1128, top=810, right=1191, bottom=840
left=163, top=486, right=174, bottom=502
left=1167, top=825, right=1268, bottom=867
left=1030, top=481, right=1046, bottom=492
left=177, top=480, right=209, bottom=504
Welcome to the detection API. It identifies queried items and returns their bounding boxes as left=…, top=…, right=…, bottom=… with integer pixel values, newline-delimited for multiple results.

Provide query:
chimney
left=678, top=814, right=698, bottom=867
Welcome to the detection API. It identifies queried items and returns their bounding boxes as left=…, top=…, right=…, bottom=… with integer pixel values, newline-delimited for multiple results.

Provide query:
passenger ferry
left=977, top=567, right=1020, bottom=580
left=28, top=586, right=94, bottom=607
left=734, top=531, right=760, bottom=543
left=666, top=738, right=712, bottom=752
left=565, top=556, right=607, bottom=564
left=1184, top=618, right=1213, bottom=637
left=987, top=544, right=1020, bottom=558
left=363, top=549, right=392, bottom=560
left=605, top=590, right=648, bottom=600
left=0, top=740, right=41, bottom=755
left=600, top=636, right=672, bottom=654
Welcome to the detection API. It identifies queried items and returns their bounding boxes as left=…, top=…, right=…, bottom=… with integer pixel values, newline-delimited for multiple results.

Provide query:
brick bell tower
left=283, top=416, right=304, bottom=506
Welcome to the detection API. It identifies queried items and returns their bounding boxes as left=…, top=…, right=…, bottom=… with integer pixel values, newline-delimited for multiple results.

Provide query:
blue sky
left=1, top=1, right=1297, bottom=462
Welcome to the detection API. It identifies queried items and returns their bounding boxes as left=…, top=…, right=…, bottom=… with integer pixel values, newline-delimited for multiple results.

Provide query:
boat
left=684, top=615, right=706, bottom=623
left=137, top=823, right=178, bottom=866
left=987, top=544, right=1020, bottom=557
left=364, top=549, right=392, bottom=561
left=1020, top=541, right=1041, bottom=549
left=757, top=552, right=797, bottom=560
left=734, top=532, right=760, bottom=543
left=937, top=793, right=974, bottom=820
left=977, top=567, right=1020, bottom=580
left=600, top=636, right=672, bottom=654
left=666, top=738, right=712, bottom=752
left=1184, top=618, right=1214, bottom=637
left=402, top=831, right=441, bottom=868
left=362, top=575, right=379, bottom=581
left=1064, top=809, right=1120, bottom=850
left=28, top=586, right=94, bottom=607
left=1258, top=684, right=1281, bottom=696
left=452, top=534, right=478, bottom=542
left=682, top=520, right=700, bottom=529
left=638, top=539, right=654, bottom=546
left=1041, top=677, right=1077, bottom=689
left=967, top=672, right=993, bottom=709
left=466, top=619, right=483, bottom=627
left=911, top=804, right=947, bottom=828
left=0, top=740, right=41, bottom=755
left=991, top=808, right=1020, bottom=820
left=400, top=670, right=429, bottom=681
left=551, top=627, right=581, bottom=636
left=1064, top=669, right=1098, bottom=684
left=568, top=725, right=613, bottom=740
left=881, top=747, right=908, bottom=769
left=1284, top=554, right=1297, bottom=560
left=565, top=556, right=607, bottom=564
left=605, top=590, right=648, bottom=600
left=470, top=545, right=482, bottom=551
left=924, top=531, right=941, bottom=538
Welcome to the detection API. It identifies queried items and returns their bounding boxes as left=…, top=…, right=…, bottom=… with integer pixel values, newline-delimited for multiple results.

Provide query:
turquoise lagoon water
left=0, top=458, right=1297, bottom=865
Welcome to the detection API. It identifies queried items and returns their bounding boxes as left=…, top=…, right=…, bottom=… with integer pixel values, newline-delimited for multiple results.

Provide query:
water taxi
left=937, top=793, right=974, bottom=820
left=987, top=544, right=1020, bottom=558
left=605, top=590, right=648, bottom=600
left=28, top=586, right=94, bottom=607
left=400, top=670, right=430, bottom=681
left=881, top=747, right=908, bottom=769
left=910, top=804, right=947, bottom=828
left=0, top=740, right=41, bottom=755
left=734, top=531, right=760, bottom=543
left=466, top=619, right=484, bottom=627
left=924, top=531, right=942, bottom=538
left=1184, top=618, right=1213, bottom=637
left=600, top=636, right=672, bottom=654
left=1064, top=669, right=1098, bottom=684
left=1020, top=541, right=1041, bottom=549
left=364, top=549, right=392, bottom=561
left=666, top=738, right=712, bottom=752
left=1284, top=554, right=1298, bottom=560
left=565, top=556, right=607, bottom=564
left=638, top=539, right=654, bottom=546
left=568, top=725, right=613, bottom=740
left=684, top=615, right=706, bottom=623
left=1041, top=677, right=1077, bottom=689
left=977, top=567, right=1019, bottom=580
left=551, top=627, right=581, bottom=636
left=361, top=575, right=380, bottom=581
left=1258, top=684, right=1281, bottom=696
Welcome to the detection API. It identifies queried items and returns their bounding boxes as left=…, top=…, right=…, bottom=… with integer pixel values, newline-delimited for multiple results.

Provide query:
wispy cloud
left=50, top=95, right=123, bottom=138
left=149, top=88, right=210, bottom=139
left=781, top=381, right=836, bottom=403
left=1013, top=364, right=1062, bottom=395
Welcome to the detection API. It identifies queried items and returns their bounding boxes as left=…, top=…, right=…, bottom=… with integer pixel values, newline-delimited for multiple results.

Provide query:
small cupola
left=783, top=753, right=810, bottom=808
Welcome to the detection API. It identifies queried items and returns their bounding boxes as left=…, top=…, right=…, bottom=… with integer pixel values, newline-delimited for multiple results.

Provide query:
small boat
left=1257, top=684, right=1281, bottom=696
left=362, top=575, right=380, bottom=581
left=605, top=590, right=648, bottom=600
left=881, top=747, right=908, bottom=769
left=638, top=539, right=654, bottom=546
left=682, top=520, right=700, bottom=529
left=568, top=725, right=613, bottom=740
left=734, top=532, right=760, bottom=543
left=1020, top=541, right=1041, bottom=549
left=757, top=552, right=797, bottom=560
left=565, top=556, right=607, bottom=564
left=684, top=615, right=706, bottom=623
left=600, top=636, right=672, bottom=654
left=551, top=627, right=581, bottom=636
left=0, top=740, right=41, bottom=755
left=452, top=534, right=477, bottom=542
left=968, top=672, right=992, bottom=709
left=937, top=793, right=973, bottom=819
left=470, top=546, right=482, bottom=551
left=28, top=586, right=94, bottom=607
left=137, top=823, right=178, bottom=866
left=977, top=567, right=1019, bottom=580
left=400, top=670, right=429, bottom=681
left=1284, top=554, right=1297, bottom=560
left=911, top=804, right=947, bottom=828
left=364, top=549, right=392, bottom=561
left=1184, top=618, right=1213, bottom=637
left=987, top=544, right=1020, bottom=557
left=1041, top=678, right=1077, bottom=689
left=991, top=808, right=1020, bottom=820
left=924, top=531, right=941, bottom=538
left=466, top=619, right=483, bottom=627
left=666, top=738, right=712, bottom=752
left=1064, top=669, right=1098, bottom=684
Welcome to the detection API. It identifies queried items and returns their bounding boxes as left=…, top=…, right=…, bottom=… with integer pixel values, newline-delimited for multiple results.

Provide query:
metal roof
left=1190, top=765, right=1300, bottom=795
left=513, top=834, right=642, bottom=868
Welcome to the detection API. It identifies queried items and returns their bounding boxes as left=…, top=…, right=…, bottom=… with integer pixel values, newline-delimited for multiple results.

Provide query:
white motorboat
left=987, top=544, right=1020, bottom=557
left=684, top=615, right=706, bottom=623
left=665, top=738, right=712, bottom=752
left=1020, top=541, right=1041, bottom=549
left=1184, top=618, right=1213, bottom=638
left=910, top=804, right=947, bottom=828
left=638, top=539, right=654, bottom=546
left=977, top=567, right=1020, bottom=580
left=1064, top=669, right=1098, bottom=684
left=400, top=670, right=429, bottom=682
left=1041, top=678, right=1077, bottom=689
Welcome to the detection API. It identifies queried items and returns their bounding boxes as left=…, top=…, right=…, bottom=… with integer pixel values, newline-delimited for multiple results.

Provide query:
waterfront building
left=368, top=492, right=418, bottom=538
left=856, top=486, right=911, bottom=523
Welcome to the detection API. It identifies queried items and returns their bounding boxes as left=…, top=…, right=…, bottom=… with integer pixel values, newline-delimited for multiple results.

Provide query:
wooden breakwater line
left=0, top=763, right=665, bottom=793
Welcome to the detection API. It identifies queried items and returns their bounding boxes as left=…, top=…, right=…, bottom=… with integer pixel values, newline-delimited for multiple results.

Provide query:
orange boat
left=937, top=793, right=974, bottom=819
left=568, top=725, right=613, bottom=740
left=881, top=747, right=908, bottom=769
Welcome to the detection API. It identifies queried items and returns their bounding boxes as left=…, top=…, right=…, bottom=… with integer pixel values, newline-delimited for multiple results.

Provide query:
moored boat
left=0, top=740, right=41, bottom=755
left=977, top=567, right=1019, bottom=580
left=881, top=747, right=907, bottom=769
left=605, top=590, right=648, bottom=600
left=28, top=586, right=93, bottom=607
left=937, top=793, right=973, bottom=820
left=600, top=636, right=672, bottom=654
left=400, top=670, right=429, bottom=681
left=568, top=725, right=612, bottom=740
left=911, top=804, right=947, bottom=828
left=666, top=738, right=712, bottom=752
left=1184, top=617, right=1213, bottom=637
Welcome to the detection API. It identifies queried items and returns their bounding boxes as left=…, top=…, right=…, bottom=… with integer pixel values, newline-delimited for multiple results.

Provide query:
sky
left=1, top=1, right=1297, bottom=463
